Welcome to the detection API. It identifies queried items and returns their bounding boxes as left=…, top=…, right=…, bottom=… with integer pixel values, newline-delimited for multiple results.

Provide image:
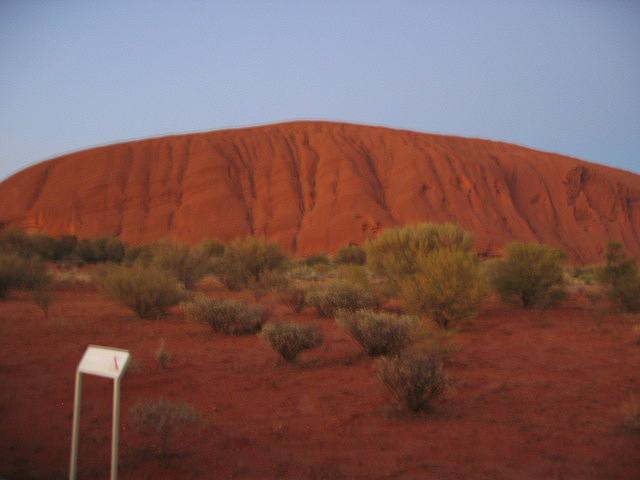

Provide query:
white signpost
left=69, top=345, right=131, bottom=480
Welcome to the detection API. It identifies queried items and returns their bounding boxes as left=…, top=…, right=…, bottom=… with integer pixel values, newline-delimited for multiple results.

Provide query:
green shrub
left=216, top=236, right=286, bottom=290
left=195, top=239, right=225, bottom=258
left=278, top=283, right=307, bottom=313
left=99, top=265, right=185, bottom=319
left=302, top=254, right=330, bottom=267
left=366, top=223, right=473, bottom=292
left=378, top=347, right=446, bottom=412
left=490, top=242, right=566, bottom=309
left=0, top=253, right=51, bottom=299
left=306, top=280, right=378, bottom=317
left=128, top=398, right=203, bottom=458
left=0, top=229, right=78, bottom=261
left=334, top=244, right=366, bottom=265
left=260, top=321, right=323, bottom=362
left=124, top=244, right=155, bottom=266
left=401, top=249, right=486, bottom=328
left=598, top=242, right=640, bottom=312
left=336, top=310, right=418, bottom=356
left=150, top=239, right=208, bottom=290
left=77, top=236, right=126, bottom=263
left=247, top=270, right=288, bottom=300
left=183, top=297, right=267, bottom=335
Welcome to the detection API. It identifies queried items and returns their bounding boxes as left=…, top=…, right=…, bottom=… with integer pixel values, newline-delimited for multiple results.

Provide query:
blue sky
left=1, top=0, right=638, bottom=180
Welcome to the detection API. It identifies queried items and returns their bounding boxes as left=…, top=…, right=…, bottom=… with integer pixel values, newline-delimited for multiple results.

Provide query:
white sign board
left=77, top=345, right=130, bottom=379
left=70, top=345, right=130, bottom=480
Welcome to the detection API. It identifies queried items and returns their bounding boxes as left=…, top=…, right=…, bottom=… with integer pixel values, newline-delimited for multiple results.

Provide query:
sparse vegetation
left=0, top=253, right=51, bottom=299
left=98, top=265, right=185, bottom=319
left=150, top=239, right=208, bottom=289
left=598, top=241, right=640, bottom=312
left=401, top=248, right=486, bottom=328
left=216, top=236, right=286, bottom=290
left=490, top=242, right=566, bottom=309
left=334, top=244, right=366, bottom=265
left=155, top=338, right=172, bottom=369
left=336, top=310, right=418, bottom=356
left=77, top=236, right=127, bottom=264
left=378, top=346, right=446, bottom=412
left=302, top=254, right=330, bottom=267
left=260, top=321, right=323, bottom=362
left=128, top=398, right=204, bottom=458
left=366, top=223, right=473, bottom=291
left=32, top=287, right=53, bottom=319
left=306, top=280, right=378, bottom=317
left=278, top=283, right=307, bottom=313
left=183, top=297, right=267, bottom=335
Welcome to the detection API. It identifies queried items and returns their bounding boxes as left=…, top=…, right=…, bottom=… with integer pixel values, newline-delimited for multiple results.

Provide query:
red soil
left=1, top=121, right=639, bottom=263
left=1, top=282, right=639, bottom=479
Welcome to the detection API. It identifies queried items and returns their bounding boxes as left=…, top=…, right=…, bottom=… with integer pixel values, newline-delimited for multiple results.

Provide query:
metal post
left=111, top=378, right=121, bottom=480
left=69, top=371, right=83, bottom=480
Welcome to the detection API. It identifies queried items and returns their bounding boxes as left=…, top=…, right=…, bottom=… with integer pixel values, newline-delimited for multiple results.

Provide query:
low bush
left=260, top=321, right=323, bottom=362
left=247, top=270, right=288, bottom=301
left=99, top=265, right=185, bottom=319
left=378, top=347, right=446, bottom=412
left=278, top=283, right=307, bottom=313
left=77, top=236, right=126, bottom=264
left=128, top=398, right=204, bottom=458
left=216, top=236, right=286, bottom=290
left=306, top=280, right=378, bottom=317
left=302, top=254, right=330, bottom=267
left=598, top=242, right=640, bottom=312
left=155, top=338, right=172, bottom=369
left=366, top=223, right=473, bottom=291
left=336, top=310, right=417, bottom=356
left=183, top=297, right=267, bottom=335
left=334, top=244, right=366, bottom=265
left=0, top=229, right=78, bottom=261
left=0, top=253, right=51, bottom=299
left=490, top=242, right=566, bottom=309
left=401, top=248, right=487, bottom=328
left=151, top=239, right=208, bottom=290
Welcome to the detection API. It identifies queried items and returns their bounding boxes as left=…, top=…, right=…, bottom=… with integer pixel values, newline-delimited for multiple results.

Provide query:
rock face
left=1, top=121, right=639, bottom=263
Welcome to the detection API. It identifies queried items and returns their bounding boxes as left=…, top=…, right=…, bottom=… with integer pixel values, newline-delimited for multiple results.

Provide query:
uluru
left=1, top=120, right=639, bottom=263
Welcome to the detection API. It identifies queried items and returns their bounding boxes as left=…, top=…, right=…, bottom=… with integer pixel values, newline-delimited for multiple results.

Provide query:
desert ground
left=1, top=277, right=639, bottom=480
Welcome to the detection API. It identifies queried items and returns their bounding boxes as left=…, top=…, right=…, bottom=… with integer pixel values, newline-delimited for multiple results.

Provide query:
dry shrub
left=155, top=338, right=172, bottom=369
left=490, top=242, right=566, bottom=309
left=248, top=270, right=288, bottom=301
left=334, top=244, right=366, bottom=265
left=128, top=398, right=204, bottom=458
left=306, top=280, right=378, bottom=317
left=184, top=297, right=267, bottom=335
left=215, top=236, right=286, bottom=290
left=260, top=321, right=323, bottom=362
left=598, top=242, right=640, bottom=312
left=378, top=346, right=446, bottom=412
left=150, top=239, right=209, bottom=290
left=336, top=310, right=418, bottom=356
left=401, top=249, right=487, bottom=329
left=0, top=253, right=51, bottom=299
left=99, top=265, right=185, bottom=319
left=620, top=396, right=640, bottom=432
left=278, top=283, right=307, bottom=313
left=366, top=223, right=473, bottom=291
left=77, top=236, right=126, bottom=264
left=32, top=287, right=53, bottom=319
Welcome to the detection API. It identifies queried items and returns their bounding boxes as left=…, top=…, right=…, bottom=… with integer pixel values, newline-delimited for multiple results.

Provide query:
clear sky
left=1, top=0, right=639, bottom=181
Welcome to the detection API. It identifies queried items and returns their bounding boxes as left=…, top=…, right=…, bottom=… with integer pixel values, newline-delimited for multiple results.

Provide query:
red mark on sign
left=114, top=357, right=119, bottom=371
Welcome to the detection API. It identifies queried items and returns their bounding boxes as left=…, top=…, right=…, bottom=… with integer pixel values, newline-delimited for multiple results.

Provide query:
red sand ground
left=1, top=121, right=640, bottom=263
left=1, top=281, right=639, bottom=479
